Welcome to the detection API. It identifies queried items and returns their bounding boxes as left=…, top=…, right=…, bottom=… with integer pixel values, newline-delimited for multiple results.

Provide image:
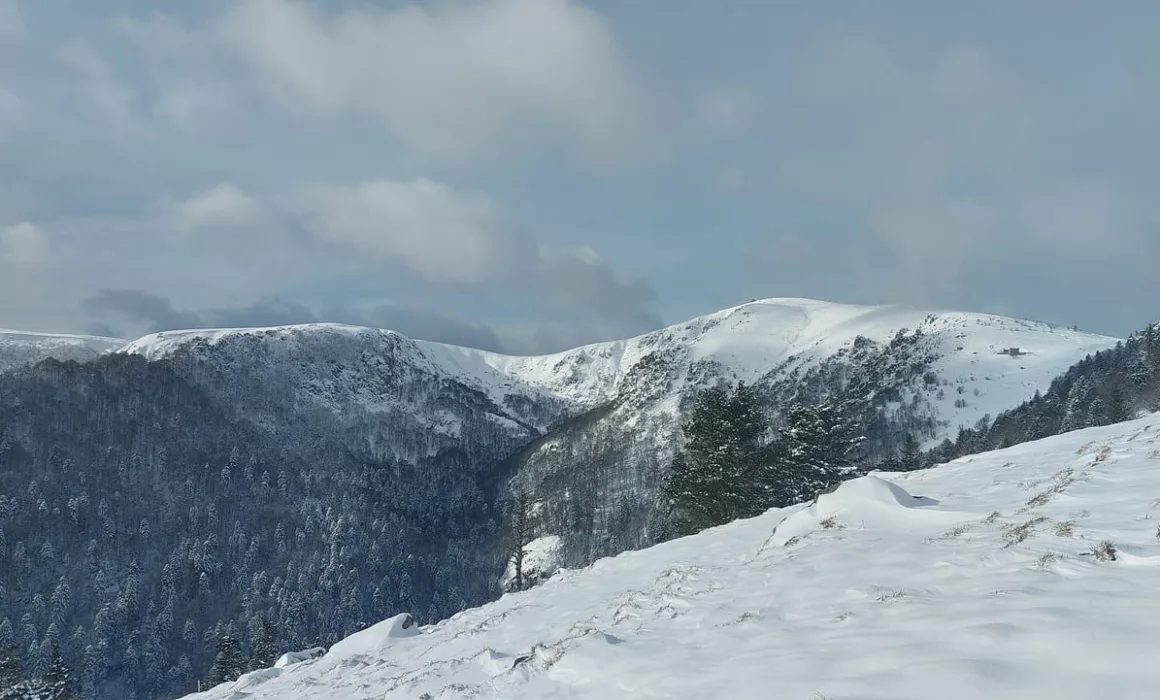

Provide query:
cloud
left=59, top=174, right=660, bottom=352
left=754, top=29, right=1152, bottom=315
left=84, top=289, right=203, bottom=331
left=112, top=13, right=236, bottom=130
left=304, top=178, right=530, bottom=286
left=0, top=221, right=47, bottom=264
left=174, top=184, right=263, bottom=231
left=214, top=0, right=647, bottom=161
left=299, top=178, right=662, bottom=339
left=58, top=44, right=140, bottom=132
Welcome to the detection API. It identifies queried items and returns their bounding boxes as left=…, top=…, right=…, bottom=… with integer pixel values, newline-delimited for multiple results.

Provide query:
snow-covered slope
left=184, top=414, right=1160, bottom=700
left=0, top=328, right=124, bottom=372
left=122, top=298, right=1119, bottom=443
left=454, top=298, right=1118, bottom=439
left=121, top=323, right=569, bottom=431
left=115, top=299, right=1120, bottom=564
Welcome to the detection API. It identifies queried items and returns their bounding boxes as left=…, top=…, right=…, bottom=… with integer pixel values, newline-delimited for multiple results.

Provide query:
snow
left=324, top=614, right=420, bottom=660
left=501, top=534, right=564, bottom=591
left=183, top=414, right=1160, bottom=700
left=439, top=298, right=1119, bottom=442
left=273, top=648, right=325, bottom=669
left=0, top=328, right=124, bottom=371
left=116, top=298, right=1120, bottom=446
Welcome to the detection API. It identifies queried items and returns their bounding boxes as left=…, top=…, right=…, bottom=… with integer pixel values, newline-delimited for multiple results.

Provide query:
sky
left=0, top=0, right=1157, bottom=354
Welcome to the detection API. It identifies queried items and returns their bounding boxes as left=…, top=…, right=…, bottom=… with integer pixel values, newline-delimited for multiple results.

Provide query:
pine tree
left=0, top=643, right=23, bottom=696
left=207, top=634, right=244, bottom=687
left=246, top=616, right=276, bottom=672
left=775, top=400, right=863, bottom=504
left=663, top=382, right=769, bottom=534
left=898, top=433, right=922, bottom=471
left=1109, top=386, right=1131, bottom=423
left=41, top=646, right=78, bottom=700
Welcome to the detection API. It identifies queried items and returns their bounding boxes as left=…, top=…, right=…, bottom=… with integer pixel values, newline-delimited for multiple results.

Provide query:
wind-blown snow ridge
left=186, top=415, right=1160, bottom=700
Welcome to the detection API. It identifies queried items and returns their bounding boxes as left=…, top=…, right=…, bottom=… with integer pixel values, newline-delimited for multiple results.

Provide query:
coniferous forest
left=0, top=353, right=522, bottom=699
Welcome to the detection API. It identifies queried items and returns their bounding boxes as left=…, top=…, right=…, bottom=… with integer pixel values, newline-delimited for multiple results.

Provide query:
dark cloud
left=84, top=289, right=203, bottom=331
left=83, top=322, right=126, bottom=340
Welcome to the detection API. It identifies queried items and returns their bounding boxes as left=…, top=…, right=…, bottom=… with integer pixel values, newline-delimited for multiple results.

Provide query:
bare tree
left=505, top=490, right=538, bottom=592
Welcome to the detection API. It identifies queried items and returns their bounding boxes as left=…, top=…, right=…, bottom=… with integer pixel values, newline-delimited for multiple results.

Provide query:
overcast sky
left=1, top=0, right=1157, bottom=353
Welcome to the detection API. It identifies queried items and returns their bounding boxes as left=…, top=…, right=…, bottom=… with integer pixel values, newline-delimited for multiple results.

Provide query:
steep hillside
left=185, top=414, right=1160, bottom=700
left=462, top=298, right=1113, bottom=434
left=932, top=322, right=1160, bottom=462
left=115, top=300, right=1118, bottom=567
left=473, top=299, right=1118, bottom=564
left=0, top=333, right=568, bottom=700
left=0, top=329, right=124, bottom=372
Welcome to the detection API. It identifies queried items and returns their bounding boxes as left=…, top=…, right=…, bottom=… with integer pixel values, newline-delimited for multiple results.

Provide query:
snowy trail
left=188, top=416, right=1160, bottom=700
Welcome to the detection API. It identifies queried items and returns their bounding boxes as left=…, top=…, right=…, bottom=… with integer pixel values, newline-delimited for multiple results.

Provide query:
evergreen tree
left=663, top=382, right=769, bottom=534
left=206, top=634, right=244, bottom=687
left=0, top=644, right=23, bottom=696
left=41, top=646, right=78, bottom=700
left=775, top=400, right=863, bottom=504
left=1109, top=386, right=1131, bottom=423
left=898, top=433, right=922, bottom=471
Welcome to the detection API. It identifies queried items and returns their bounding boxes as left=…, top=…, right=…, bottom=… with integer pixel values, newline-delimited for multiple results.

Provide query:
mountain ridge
left=112, top=297, right=1121, bottom=437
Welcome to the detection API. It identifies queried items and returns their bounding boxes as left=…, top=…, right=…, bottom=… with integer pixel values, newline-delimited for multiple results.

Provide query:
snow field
left=187, top=415, right=1160, bottom=700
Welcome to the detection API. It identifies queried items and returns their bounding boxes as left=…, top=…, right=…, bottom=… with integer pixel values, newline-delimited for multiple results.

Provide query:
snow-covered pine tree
left=898, top=433, right=922, bottom=471
left=206, top=634, right=244, bottom=687
left=775, top=399, right=863, bottom=504
left=664, top=382, right=769, bottom=534
left=0, top=644, right=23, bottom=698
left=40, top=646, right=78, bottom=700
left=1109, top=386, right=1131, bottom=423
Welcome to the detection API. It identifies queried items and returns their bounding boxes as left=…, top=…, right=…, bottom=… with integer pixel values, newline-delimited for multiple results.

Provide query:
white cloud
left=113, top=14, right=235, bottom=130
left=174, top=184, right=263, bottom=231
left=765, top=29, right=1152, bottom=309
left=0, top=221, right=47, bottom=264
left=215, top=0, right=647, bottom=160
left=305, top=178, right=531, bottom=286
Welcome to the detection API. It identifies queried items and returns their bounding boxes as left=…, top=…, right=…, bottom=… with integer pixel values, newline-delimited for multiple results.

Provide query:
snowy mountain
left=182, top=414, right=1160, bottom=700
left=115, top=299, right=1120, bottom=566
left=0, top=328, right=124, bottom=372
left=457, top=299, right=1120, bottom=564
left=120, top=298, right=1118, bottom=446
left=0, top=299, right=1128, bottom=700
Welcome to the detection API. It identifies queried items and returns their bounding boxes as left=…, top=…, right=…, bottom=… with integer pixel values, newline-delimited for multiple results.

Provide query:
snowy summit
left=183, top=415, right=1160, bottom=700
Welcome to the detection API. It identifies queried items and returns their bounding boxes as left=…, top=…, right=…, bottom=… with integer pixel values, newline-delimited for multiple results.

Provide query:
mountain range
left=0, top=298, right=1125, bottom=699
